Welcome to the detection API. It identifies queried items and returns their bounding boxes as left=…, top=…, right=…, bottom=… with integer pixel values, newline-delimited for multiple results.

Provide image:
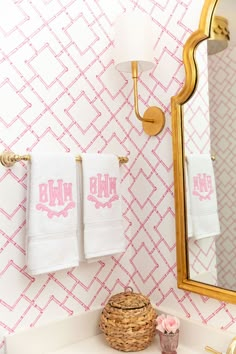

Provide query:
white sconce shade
left=113, top=12, right=165, bottom=136
left=114, top=12, right=156, bottom=72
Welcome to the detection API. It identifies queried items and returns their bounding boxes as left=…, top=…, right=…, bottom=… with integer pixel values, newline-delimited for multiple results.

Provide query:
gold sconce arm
left=131, top=61, right=165, bottom=136
left=132, top=61, right=152, bottom=123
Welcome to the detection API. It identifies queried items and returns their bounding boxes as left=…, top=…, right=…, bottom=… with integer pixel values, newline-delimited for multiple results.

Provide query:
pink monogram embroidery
left=192, top=173, right=213, bottom=201
left=36, top=202, right=75, bottom=218
left=88, top=173, right=119, bottom=208
left=36, top=179, right=75, bottom=218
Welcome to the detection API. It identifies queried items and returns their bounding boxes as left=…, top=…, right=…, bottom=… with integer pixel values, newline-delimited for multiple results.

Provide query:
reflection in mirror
left=184, top=0, right=236, bottom=290
left=207, top=15, right=229, bottom=55
left=208, top=2, right=236, bottom=290
left=172, top=0, right=236, bottom=303
left=183, top=38, right=219, bottom=286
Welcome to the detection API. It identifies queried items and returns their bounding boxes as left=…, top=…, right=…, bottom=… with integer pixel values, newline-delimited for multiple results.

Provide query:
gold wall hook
left=131, top=61, right=165, bottom=136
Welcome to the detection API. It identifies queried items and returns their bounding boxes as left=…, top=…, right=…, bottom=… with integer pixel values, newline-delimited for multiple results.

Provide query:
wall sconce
left=113, top=12, right=165, bottom=136
left=207, top=16, right=230, bottom=55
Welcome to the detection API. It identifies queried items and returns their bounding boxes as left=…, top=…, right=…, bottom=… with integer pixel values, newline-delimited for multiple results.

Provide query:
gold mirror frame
left=171, top=0, right=236, bottom=304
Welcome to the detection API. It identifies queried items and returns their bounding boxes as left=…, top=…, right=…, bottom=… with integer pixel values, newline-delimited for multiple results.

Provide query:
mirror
left=171, top=0, right=236, bottom=303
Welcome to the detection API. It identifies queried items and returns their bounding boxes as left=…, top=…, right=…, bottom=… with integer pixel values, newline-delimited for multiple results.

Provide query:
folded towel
left=26, top=152, right=79, bottom=275
left=82, top=153, right=125, bottom=260
left=186, top=154, right=221, bottom=239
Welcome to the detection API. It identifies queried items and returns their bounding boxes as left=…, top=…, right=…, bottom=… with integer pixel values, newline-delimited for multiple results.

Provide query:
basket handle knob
left=124, top=286, right=133, bottom=293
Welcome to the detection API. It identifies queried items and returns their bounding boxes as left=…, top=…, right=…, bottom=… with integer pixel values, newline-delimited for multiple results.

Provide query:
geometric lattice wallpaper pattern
left=1, top=0, right=236, bottom=353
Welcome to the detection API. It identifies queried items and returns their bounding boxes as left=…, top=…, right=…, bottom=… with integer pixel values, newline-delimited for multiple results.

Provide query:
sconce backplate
left=142, top=107, right=165, bottom=136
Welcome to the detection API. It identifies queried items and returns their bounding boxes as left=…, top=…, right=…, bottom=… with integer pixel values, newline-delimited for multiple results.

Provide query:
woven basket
left=99, top=287, right=157, bottom=352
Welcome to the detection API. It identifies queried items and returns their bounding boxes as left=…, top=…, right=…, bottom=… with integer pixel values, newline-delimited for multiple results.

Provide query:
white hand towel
left=76, top=162, right=109, bottom=263
left=26, top=152, right=79, bottom=275
left=82, top=153, right=125, bottom=260
left=186, top=154, right=221, bottom=239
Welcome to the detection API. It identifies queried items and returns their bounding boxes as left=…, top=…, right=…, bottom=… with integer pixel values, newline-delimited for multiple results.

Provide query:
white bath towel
left=26, top=152, right=79, bottom=275
left=186, top=154, right=221, bottom=239
left=82, top=153, right=125, bottom=260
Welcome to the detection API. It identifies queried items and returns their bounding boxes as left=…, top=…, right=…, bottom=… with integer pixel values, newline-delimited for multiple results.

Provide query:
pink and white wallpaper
left=1, top=0, right=236, bottom=353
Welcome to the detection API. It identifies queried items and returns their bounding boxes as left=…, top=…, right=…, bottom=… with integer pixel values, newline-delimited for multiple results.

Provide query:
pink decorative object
left=156, top=314, right=180, bottom=354
left=158, top=330, right=179, bottom=354
left=156, top=314, right=180, bottom=334
left=156, top=313, right=166, bottom=333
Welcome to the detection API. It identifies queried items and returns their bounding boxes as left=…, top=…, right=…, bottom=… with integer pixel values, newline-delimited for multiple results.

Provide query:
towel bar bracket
left=0, top=151, right=14, bottom=167
left=0, top=151, right=30, bottom=167
left=0, top=151, right=129, bottom=167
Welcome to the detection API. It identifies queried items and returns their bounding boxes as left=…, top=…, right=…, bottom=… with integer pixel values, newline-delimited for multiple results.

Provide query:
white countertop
left=5, top=306, right=234, bottom=354
left=46, top=333, right=200, bottom=354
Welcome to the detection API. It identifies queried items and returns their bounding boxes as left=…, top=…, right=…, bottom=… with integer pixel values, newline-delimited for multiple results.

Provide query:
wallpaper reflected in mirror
left=209, top=31, right=236, bottom=291
left=183, top=0, right=236, bottom=291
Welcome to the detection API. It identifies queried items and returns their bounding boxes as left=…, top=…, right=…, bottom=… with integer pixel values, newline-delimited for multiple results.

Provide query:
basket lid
left=108, top=287, right=150, bottom=310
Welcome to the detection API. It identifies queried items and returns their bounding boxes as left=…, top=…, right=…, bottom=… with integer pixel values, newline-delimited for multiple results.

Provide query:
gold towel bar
left=0, top=151, right=129, bottom=168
